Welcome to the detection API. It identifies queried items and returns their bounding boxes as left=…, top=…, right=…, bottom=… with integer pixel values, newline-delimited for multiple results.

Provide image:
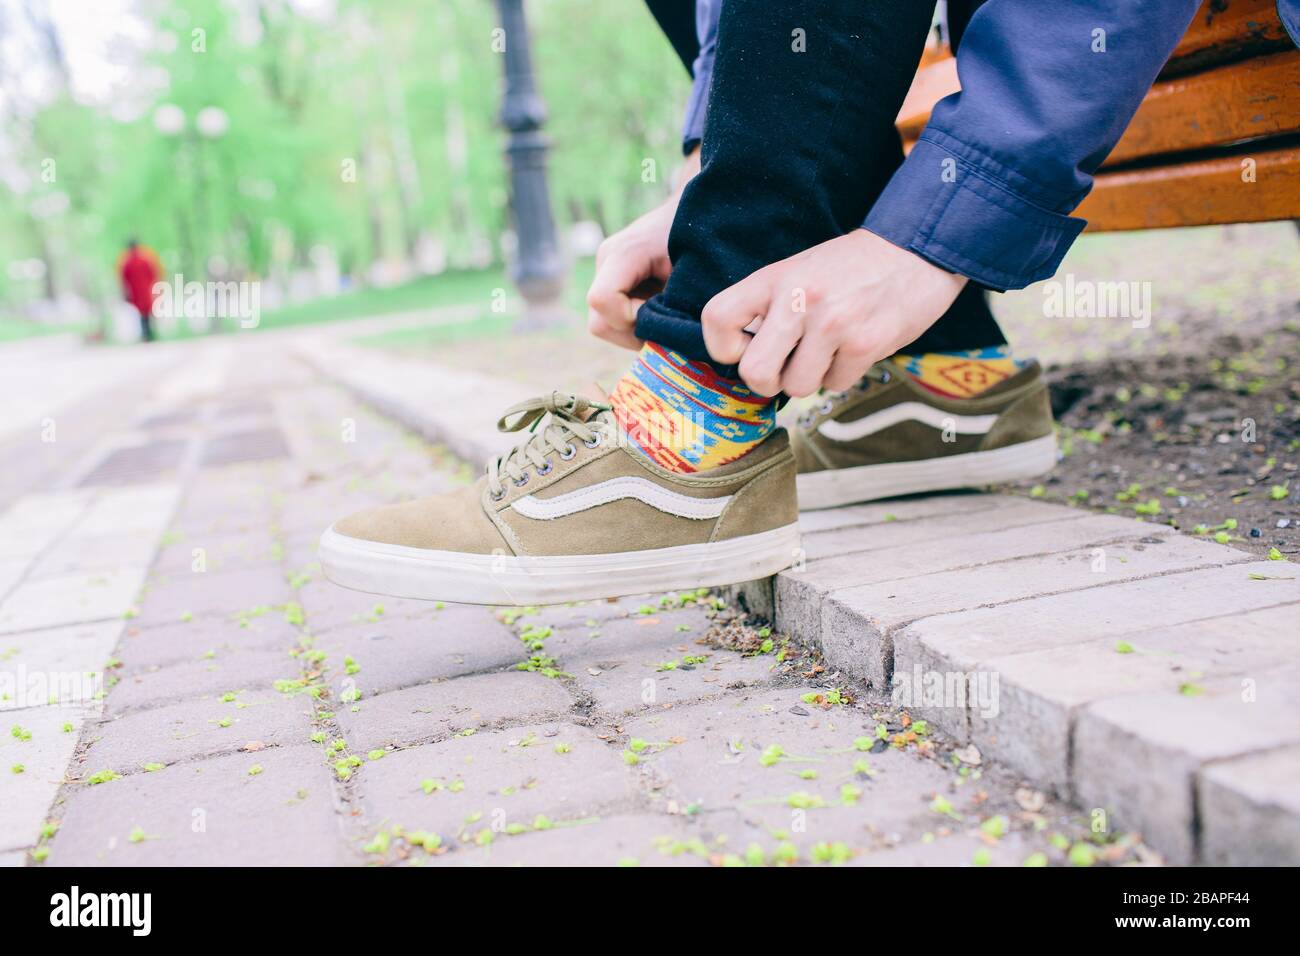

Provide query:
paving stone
left=354, top=723, right=637, bottom=846
left=799, top=496, right=1073, bottom=564
left=545, top=612, right=774, bottom=718
left=794, top=490, right=1005, bottom=539
left=298, top=337, right=533, bottom=466
left=522, top=592, right=673, bottom=631
left=134, top=565, right=294, bottom=627
left=116, top=613, right=299, bottom=670
left=780, top=513, right=1160, bottom=647
left=73, top=485, right=180, bottom=537
left=277, top=480, right=400, bottom=536
left=968, top=603, right=1300, bottom=793
left=824, top=528, right=1227, bottom=693
left=83, top=689, right=312, bottom=771
left=0, top=558, right=29, bottom=602
left=621, top=689, right=954, bottom=850
left=295, top=578, right=433, bottom=634
left=106, top=648, right=293, bottom=712
left=47, top=745, right=350, bottom=866
left=171, top=483, right=277, bottom=534
left=1200, top=746, right=1300, bottom=866
left=27, top=530, right=159, bottom=579
left=315, top=605, right=522, bottom=699
left=850, top=831, right=1035, bottom=867
left=0, top=567, right=147, bottom=635
left=0, top=705, right=95, bottom=852
left=334, top=671, right=573, bottom=753
left=273, top=385, right=415, bottom=465
left=151, top=526, right=284, bottom=576
left=0, top=491, right=90, bottom=561
left=892, top=561, right=1294, bottom=743
left=1072, top=667, right=1300, bottom=864
left=724, top=578, right=775, bottom=621
left=0, top=621, right=121, bottom=710
left=429, top=813, right=706, bottom=868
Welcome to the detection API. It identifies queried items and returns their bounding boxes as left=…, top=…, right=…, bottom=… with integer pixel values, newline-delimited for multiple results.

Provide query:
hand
left=701, top=229, right=968, bottom=398
left=586, top=148, right=701, bottom=351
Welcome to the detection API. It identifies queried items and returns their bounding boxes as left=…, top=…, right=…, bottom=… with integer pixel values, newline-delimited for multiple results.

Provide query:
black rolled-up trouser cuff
left=635, top=297, right=741, bottom=380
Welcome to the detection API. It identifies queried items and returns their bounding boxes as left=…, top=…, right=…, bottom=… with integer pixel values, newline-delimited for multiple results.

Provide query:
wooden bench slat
left=1108, top=48, right=1300, bottom=165
left=1165, top=0, right=1292, bottom=76
left=1078, top=146, right=1300, bottom=231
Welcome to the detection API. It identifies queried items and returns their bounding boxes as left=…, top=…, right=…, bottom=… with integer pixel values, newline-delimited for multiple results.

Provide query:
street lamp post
left=494, top=0, right=565, bottom=319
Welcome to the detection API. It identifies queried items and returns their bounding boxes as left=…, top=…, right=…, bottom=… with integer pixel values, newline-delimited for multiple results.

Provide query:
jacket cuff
left=863, top=134, right=1087, bottom=291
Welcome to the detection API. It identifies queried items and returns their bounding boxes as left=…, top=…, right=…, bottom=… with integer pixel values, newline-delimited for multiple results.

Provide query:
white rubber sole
left=318, top=522, right=801, bottom=606
left=796, top=433, right=1058, bottom=511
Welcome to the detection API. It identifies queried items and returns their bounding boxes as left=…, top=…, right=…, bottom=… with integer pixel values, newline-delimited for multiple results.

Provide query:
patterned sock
left=891, top=345, right=1029, bottom=399
left=609, top=343, right=777, bottom=473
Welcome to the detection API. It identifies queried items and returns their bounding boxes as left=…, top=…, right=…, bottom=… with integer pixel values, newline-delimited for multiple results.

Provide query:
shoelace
left=487, top=392, right=611, bottom=500
left=799, top=363, right=893, bottom=427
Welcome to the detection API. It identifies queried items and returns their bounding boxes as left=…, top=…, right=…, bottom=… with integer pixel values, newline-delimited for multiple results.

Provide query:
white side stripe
left=511, top=476, right=731, bottom=521
left=818, top=402, right=998, bottom=442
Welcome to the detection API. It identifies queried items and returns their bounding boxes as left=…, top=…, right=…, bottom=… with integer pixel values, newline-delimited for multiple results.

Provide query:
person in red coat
left=117, top=239, right=162, bottom=342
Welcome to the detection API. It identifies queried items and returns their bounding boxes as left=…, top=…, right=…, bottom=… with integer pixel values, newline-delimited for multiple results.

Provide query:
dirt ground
left=1001, top=322, right=1299, bottom=561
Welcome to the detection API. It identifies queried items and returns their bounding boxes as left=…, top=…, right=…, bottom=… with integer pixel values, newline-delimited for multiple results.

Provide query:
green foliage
left=1, top=0, right=689, bottom=332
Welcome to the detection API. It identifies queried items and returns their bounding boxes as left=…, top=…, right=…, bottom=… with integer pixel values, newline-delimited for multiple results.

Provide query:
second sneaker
left=793, top=360, right=1056, bottom=509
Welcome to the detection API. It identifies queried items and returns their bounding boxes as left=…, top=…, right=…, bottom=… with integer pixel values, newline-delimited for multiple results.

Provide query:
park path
left=0, top=332, right=1121, bottom=867
left=299, top=331, right=1300, bottom=866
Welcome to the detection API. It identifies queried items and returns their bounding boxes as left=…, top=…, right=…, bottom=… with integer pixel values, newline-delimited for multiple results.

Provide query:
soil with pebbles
left=1001, top=323, right=1300, bottom=561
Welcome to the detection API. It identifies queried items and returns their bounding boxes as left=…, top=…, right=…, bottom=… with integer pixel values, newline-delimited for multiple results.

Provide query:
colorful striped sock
left=891, top=345, right=1029, bottom=399
left=609, top=344, right=777, bottom=473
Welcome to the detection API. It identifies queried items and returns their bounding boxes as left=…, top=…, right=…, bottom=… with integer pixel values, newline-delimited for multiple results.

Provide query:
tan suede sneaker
left=320, top=393, right=799, bottom=605
left=792, top=361, right=1056, bottom=510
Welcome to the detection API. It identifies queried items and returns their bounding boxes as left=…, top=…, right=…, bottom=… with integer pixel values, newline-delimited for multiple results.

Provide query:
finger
left=738, top=295, right=803, bottom=397
left=701, top=267, right=777, bottom=366
left=823, top=345, right=878, bottom=393
left=779, top=329, right=836, bottom=398
left=586, top=272, right=633, bottom=328
left=587, top=306, right=643, bottom=350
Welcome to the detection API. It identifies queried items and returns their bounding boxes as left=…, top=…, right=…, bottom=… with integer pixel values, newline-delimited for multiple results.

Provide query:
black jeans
left=636, top=0, right=1005, bottom=379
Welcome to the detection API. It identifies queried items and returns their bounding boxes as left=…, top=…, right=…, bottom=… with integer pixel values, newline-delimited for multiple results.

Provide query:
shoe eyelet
left=536, top=461, right=553, bottom=476
left=559, top=443, right=577, bottom=460
left=490, top=489, right=506, bottom=502
left=880, top=370, right=892, bottom=383
left=513, top=474, right=529, bottom=487
left=583, top=433, right=602, bottom=448
left=819, top=400, right=834, bottom=414
left=798, top=414, right=813, bottom=428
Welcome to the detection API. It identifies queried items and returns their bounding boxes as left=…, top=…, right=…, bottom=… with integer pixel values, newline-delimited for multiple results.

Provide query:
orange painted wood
left=1108, top=49, right=1300, bottom=165
left=1078, top=146, right=1300, bottom=231
left=896, top=56, right=958, bottom=141
left=1164, top=0, right=1291, bottom=76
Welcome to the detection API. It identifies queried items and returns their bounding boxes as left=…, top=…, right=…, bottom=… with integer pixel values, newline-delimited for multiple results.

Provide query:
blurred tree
left=0, top=0, right=691, bottom=327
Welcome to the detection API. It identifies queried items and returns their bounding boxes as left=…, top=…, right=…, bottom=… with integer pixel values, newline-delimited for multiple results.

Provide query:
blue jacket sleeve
left=865, top=0, right=1201, bottom=290
left=681, top=0, right=719, bottom=153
